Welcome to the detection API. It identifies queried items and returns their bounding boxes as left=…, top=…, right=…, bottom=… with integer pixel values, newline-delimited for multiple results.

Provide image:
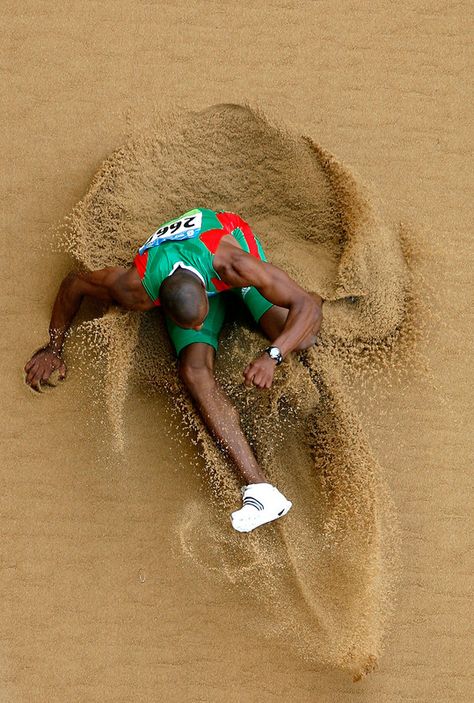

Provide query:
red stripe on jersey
left=216, top=211, right=259, bottom=258
left=211, top=277, right=232, bottom=292
left=134, top=251, right=161, bottom=306
left=133, top=251, right=148, bottom=279
left=200, top=212, right=241, bottom=254
left=199, top=227, right=228, bottom=254
left=216, top=211, right=238, bottom=232
left=236, top=218, right=259, bottom=257
left=200, top=212, right=261, bottom=260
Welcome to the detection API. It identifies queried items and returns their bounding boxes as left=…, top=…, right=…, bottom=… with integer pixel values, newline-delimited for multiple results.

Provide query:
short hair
left=159, top=269, right=207, bottom=326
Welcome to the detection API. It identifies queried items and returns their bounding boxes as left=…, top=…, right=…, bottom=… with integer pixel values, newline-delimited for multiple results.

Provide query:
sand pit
left=4, top=2, right=471, bottom=699
left=51, top=103, right=426, bottom=677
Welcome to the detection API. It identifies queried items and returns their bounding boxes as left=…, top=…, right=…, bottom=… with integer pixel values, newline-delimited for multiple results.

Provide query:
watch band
left=264, top=346, right=283, bottom=365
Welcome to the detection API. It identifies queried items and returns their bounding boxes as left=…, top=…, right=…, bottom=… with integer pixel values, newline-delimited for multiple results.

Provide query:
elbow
left=59, top=271, right=83, bottom=306
left=305, top=293, right=323, bottom=337
left=313, top=297, right=323, bottom=332
left=61, top=271, right=79, bottom=292
left=291, top=293, right=323, bottom=326
left=315, top=298, right=323, bottom=323
left=310, top=291, right=323, bottom=314
left=293, top=297, right=322, bottom=352
left=303, top=293, right=322, bottom=323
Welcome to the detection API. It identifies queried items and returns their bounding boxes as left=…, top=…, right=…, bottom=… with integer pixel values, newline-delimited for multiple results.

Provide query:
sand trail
left=56, top=104, right=420, bottom=675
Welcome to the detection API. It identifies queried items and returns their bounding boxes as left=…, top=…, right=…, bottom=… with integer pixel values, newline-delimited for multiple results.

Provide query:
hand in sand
left=24, top=346, right=67, bottom=391
left=243, top=354, right=276, bottom=389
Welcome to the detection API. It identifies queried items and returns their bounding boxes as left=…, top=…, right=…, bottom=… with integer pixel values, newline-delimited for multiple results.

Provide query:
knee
left=179, top=360, right=215, bottom=392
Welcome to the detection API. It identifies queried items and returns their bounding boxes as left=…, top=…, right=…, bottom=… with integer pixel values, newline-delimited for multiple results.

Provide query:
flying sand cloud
left=57, top=103, right=426, bottom=677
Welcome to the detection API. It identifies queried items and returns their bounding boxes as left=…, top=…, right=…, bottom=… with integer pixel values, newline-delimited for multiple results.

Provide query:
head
left=159, top=268, right=209, bottom=330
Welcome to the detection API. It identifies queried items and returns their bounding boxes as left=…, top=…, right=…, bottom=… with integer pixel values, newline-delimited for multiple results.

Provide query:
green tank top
left=133, top=207, right=266, bottom=305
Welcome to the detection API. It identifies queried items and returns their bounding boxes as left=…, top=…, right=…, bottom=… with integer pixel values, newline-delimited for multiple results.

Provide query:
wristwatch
left=264, top=346, right=283, bottom=365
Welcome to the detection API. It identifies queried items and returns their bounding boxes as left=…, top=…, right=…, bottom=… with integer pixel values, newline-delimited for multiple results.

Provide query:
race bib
left=139, top=209, right=203, bottom=254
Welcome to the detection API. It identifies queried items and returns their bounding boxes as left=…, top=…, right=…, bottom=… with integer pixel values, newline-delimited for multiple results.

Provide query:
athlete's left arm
left=218, top=248, right=323, bottom=359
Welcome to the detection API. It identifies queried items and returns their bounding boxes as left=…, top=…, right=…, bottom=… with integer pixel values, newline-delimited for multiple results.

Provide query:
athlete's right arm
left=24, top=267, right=129, bottom=390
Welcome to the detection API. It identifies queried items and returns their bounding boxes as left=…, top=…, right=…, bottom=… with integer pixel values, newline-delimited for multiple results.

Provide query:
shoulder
left=214, top=243, right=270, bottom=288
left=212, top=236, right=242, bottom=270
left=113, top=266, right=156, bottom=310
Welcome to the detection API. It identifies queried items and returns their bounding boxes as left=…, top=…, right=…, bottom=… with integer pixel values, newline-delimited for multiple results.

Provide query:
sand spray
left=53, top=104, right=432, bottom=676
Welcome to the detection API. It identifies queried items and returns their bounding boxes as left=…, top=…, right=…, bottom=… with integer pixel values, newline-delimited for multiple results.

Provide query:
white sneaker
left=231, top=483, right=292, bottom=533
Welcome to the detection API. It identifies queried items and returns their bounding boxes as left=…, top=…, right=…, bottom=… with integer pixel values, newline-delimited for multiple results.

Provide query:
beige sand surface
left=2, top=2, right=472, bottom=702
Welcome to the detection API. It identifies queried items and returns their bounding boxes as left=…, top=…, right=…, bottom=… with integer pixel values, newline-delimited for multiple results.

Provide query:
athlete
left=24, top=207, right=323, bottom=532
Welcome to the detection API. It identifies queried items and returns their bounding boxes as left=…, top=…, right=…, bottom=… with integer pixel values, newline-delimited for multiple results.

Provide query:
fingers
left=32, top=380, right=43, bottom=393
left=25, top=359, right=61, bottom=389
left=25, top=351, right=43, bottom=385
left=24, top=348, right=67, bottom=389
left=244, top=370, right=253, bottom=388
left=31, top=366, right=47, bottom=390
left=243, top=366, right=272, bottom=389
left=24, top=347, right=47, bottom=373
left=24, top=358, right=36, bottom=372
left=244, top=366, right=259, bottom=388
left=254, top=373, right=272, bottom=389
left=28, top=370, right=43, bottom=392
left=26, top=360, right=40, bottom=387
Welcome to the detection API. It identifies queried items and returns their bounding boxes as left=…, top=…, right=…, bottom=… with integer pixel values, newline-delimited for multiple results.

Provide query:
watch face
left=268, top=347, right=282, bottom=361
left=265, top=346, right=282, bottom=364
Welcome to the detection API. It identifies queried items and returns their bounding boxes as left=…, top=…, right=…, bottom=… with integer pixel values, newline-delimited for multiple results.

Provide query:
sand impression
left=56, top=104, right=426, bottom=677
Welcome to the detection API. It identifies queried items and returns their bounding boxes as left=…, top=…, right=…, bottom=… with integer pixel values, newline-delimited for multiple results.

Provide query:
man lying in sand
left=25, top=207, right=323, bottom=532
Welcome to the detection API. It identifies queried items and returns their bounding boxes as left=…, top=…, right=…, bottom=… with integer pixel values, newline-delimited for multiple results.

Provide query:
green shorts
left=165, top=286, right=273, bottom=356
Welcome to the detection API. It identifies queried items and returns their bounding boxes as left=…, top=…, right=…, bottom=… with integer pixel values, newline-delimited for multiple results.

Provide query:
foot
left=231, top=483, right=292, bottom=533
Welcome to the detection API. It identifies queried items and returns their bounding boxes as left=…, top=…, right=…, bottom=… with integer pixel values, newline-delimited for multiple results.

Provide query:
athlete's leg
left=179, top=342, right=293, bottom=531
left=178, top=342, right=267, bottom=485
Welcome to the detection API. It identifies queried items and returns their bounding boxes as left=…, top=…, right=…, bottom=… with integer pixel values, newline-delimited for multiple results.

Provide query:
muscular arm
left=24, top=266, right=140, bottom=389
left=48, top=268, right=127, bottom=354
left=215, top=247, right=322, bottom=358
